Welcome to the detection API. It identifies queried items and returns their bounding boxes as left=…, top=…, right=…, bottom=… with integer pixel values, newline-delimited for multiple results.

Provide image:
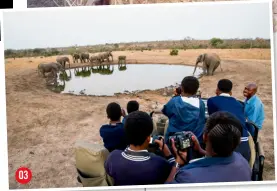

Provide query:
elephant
left=118, top=55, right=126, bottom=65
left=56, top=56, right=71, bottom=68
left=72, top=53, right=81, bottom=63
left=38, top=62, right=65, bottom=78
left=193, top=53, right=222, bottom=76
left=98, top=51, right=113, bottom=63
left=90, top=55, right=102, bottom=64
left=80, top=53, right=90, bottom=63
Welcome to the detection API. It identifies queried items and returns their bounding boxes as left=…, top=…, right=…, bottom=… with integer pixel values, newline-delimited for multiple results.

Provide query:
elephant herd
left=37, top=51, right=114, bottom=78
left=38, top=52, right=222, bottom=80
left=72, top=51, right=113, bottom=64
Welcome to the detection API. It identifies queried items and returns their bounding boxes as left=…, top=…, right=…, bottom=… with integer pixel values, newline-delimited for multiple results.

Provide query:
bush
left=210, top=38, right=224, bottom=48
left=170, top=49, right=178, bottom=56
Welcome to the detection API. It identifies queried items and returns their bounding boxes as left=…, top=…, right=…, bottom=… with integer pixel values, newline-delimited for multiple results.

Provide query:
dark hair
left=124, top=111, right=153, bottom=146
left=217, top=79, right=233, bottom=93
left=205, top=111, right=242, bottom=157
left=181, top=76, right=199, bottom=95
left=127, top=100, right=139, bottom=114
left=106, top=102, right=122, bottom=121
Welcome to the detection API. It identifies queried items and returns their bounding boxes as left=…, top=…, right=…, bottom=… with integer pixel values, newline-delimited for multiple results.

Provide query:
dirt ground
left=5, top=49, right=274, bottom=189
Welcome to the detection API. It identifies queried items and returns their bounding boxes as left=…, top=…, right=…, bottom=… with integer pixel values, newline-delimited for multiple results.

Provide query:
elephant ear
left=202, top=53, right=208, bottom=62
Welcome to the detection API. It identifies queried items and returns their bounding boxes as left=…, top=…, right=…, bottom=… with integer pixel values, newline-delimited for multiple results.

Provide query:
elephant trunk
left=193, top=61, right=199, bottom=75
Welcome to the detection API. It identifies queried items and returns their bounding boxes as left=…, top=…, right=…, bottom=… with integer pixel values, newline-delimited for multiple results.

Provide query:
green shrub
left=170, top=49, right=178, bottom=56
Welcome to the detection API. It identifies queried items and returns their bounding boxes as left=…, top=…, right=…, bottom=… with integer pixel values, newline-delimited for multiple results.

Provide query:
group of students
left=99, top=76, right=265, bottom=185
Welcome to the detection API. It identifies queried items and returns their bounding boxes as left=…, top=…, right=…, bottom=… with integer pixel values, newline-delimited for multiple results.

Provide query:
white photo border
left=1, top=0, right=277, bottom=190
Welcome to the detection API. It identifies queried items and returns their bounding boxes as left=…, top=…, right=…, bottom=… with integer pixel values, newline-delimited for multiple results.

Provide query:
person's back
left=173, top=152, right=251, bottom=183
left=100, top=122, right=127, bottom=152
left=161, top=76, right=205, bottom=143
left=100, top=102, right=128, bottom=152
left=163, top=96, right=205, bottom=142
left=105, top=111, right=174, bottom=186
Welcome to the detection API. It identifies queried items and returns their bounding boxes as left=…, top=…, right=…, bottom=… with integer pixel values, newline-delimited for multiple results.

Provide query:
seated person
left=99, top=102, right=128, bottom=152
left=155, top=76, right=206, bottom=144
left=104, top=111, right=175, bottom=186
left=122, top=100, right=139, bottom=124
left=243, top=83, right=265, bottom=134
left=207, top=79, right=251, bottom=162
left=155, top=111, right=251, bottom=183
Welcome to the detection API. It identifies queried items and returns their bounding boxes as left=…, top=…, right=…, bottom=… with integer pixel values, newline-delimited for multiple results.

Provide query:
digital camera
left=149, top=135, right=163, bottom=146
left=169, top=132, right=194, bottom=151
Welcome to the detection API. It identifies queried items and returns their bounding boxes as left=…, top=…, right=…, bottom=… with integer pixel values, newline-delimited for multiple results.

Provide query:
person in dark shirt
left=122, top=100, right=139, bottom=124
left=104, top=111, right=175, bottom=186
left=155, top=111, right=251, bottom=183
left=207, top=79, right=251, bottom=162
left=99, top=102, right=128, bottom=152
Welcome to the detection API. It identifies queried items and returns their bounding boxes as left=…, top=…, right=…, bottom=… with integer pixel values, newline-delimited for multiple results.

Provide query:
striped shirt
left=104, top=147, right=175, bottom=185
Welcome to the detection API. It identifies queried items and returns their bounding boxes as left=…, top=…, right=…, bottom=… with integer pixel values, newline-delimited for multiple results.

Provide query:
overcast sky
left=3, top=2, right=271, bottom=50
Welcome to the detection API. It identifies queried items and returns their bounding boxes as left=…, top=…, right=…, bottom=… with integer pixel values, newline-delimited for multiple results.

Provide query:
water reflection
left=91, top=65, right=114, bottom=75
left=118, top=63, right=127, bottom=71
left=74, top=67, right=92, bottom=77
left=52, top=64, right=202, bottom=96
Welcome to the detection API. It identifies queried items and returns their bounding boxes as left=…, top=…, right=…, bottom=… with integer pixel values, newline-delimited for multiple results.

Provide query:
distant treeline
left=5, top=37, right=270, bottom=59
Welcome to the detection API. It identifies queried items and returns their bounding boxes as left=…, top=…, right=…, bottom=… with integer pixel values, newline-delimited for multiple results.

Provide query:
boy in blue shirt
left=155, top=76, right=206, bottom=145
left=207, top=79, right=251, bottom=162
left=99, top=102, right=128, bottom=152
left=122, top=100, right=139, bottom=124
left=243, top=83, right=265, bottom=134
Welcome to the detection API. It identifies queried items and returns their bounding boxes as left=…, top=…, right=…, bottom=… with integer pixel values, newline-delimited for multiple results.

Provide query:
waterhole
left=51, top=64, right=202, bottom=96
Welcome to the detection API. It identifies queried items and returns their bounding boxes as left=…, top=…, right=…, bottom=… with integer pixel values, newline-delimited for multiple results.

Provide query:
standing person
left=207, top=79, right=251, bottom=162
left=243, top=83, right=265, bottom=134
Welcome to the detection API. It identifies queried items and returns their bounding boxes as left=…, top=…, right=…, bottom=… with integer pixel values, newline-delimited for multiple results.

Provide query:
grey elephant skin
left=72, top=53, right=81, bottom=63
left=56, top=56, right=71, bottom=68
left=98, top=51, right=113, bottom=63
left=38, top=62, right=65, bottom=77
left=80, top=53, right=90, bottom=63
left=90, top=55, right=102, bottom=64
left=193, top=53, right=222, bottom=76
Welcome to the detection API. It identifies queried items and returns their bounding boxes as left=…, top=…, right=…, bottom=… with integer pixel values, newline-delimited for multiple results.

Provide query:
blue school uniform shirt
left=104, top=147, right=175, bottom=186
left=166, top=152, right=251, bottom=183
left=99, top=122, right=128, bottom=152
left=207, top=94, right=249, bottom=140
left=162, top=96, right=206, bottom=143
left=244, top=95, right=265, bottom=130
